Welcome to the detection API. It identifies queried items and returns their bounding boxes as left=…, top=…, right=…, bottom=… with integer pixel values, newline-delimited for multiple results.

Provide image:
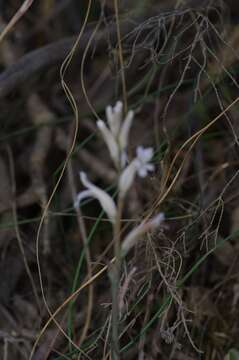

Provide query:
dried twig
left=0, top=0, right=34, bottom=43
left=66, top=124, right=94, bottom=347
left=0, top=19, right=135, bottom=98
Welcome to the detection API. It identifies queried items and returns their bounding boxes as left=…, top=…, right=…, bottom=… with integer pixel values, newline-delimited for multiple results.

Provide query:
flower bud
left=97, top=120, right=119, bottom=167
left=121, top=213, right=165, bottom=256
left=118, top=159, right=138, bottom=198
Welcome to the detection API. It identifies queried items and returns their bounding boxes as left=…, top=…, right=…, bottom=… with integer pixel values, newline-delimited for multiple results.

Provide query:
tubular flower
left=74, top=172, right=117, bottom=224
left=118, top=159, right=138, bottom=198
left=97, top=101, right=134, bottom=168
left=118, top=109, right=134, bottom=151
left=106, top=101, right=123, bottom=137
left=96, top=120, right=119, bottom=167
left=121, top=213, right=165, bottom=256
left=118, top=146, right=155, bottom=197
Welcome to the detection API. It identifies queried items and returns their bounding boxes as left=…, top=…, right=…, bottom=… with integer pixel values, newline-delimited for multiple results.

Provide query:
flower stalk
left=74, top=100, right=163, bottom=359
left=110, top=196, right=124, bottom=359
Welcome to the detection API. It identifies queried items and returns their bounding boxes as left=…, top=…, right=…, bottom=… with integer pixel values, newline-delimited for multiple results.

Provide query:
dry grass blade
left=33, top=1, right=93, bottom=358
left=0, top=0, right=34, bottom=43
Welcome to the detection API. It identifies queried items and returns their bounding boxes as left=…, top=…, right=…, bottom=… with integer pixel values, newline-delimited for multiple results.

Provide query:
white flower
left=118, top=159, right=138, bottom=198
left=97, top=101, right=134, bottom=168
left=121, top=213, right=165, bottom=256
left=96, top=120, right=119, bottom=166
left=74, top=172, right=117, bottom=224
left=118, top=109, right=134, bottom=151
left=135, top=146, right=155, bottom=177
left=118, top=146, right=155, bottom=197
left=106, top=101, right=123, bottom=137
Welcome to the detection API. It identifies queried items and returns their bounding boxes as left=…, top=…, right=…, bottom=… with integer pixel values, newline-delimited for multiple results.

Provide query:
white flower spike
left=106, top=101, right=123, bottom=137
left=75, top=172, right=117, bottom=224
left=97, top=101, right=134, bottom=168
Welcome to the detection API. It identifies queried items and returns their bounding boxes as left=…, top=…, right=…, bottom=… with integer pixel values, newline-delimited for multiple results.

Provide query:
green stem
left=110, top=196, right=124, bottom=360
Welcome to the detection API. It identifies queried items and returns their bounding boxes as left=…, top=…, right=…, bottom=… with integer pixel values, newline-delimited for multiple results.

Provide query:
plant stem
left=110, top=196, right=124, bottom=360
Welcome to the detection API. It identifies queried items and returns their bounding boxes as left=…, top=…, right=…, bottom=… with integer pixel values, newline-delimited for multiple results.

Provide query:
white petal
left=121, top=213, right=165, bottom=256
left=118, top=159, right=138, bottom=198
left=119, top=110, right=134, bottom=150
left=79, top=172, right=117, bottom=223
left=113, top=101, right=123, bottom=125
left=136, top=146, right=143, bottom=157
left=135, top=146, right=155, bottom=177
left=106, top=106, right=119, bottom=137
left=106, top=105, right=113, bottom=121
left=137, top=166, right=148, bottom=178
left=97, top=120, right=119, bottom=166
left=106, top=101, right=123, bottom=137
left=74, top=190, right=92, bottom=208
left=146, top=164, right=155, bottom=172
left=151, top=212, right=165, bottom=226
left=136, top=146, right=154, bottom=163
left=136, top=146, right=145, bottom=160
left=114, top=101, right=123, bottom=112
left=137, top=163, right=155, bottom=178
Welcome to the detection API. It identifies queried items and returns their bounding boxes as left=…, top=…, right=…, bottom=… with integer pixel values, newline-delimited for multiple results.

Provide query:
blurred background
left=1, top=1, right=239, bottom=359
